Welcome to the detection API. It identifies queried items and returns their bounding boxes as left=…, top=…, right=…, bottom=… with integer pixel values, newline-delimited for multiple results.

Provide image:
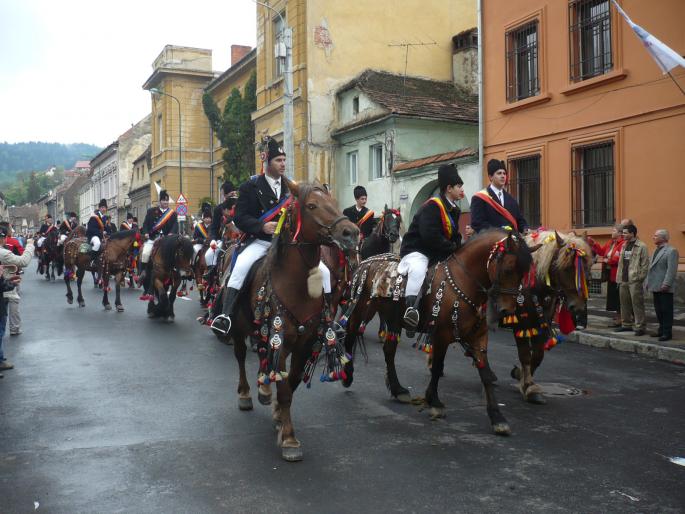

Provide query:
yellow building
left=253, top=0, right=477, bottom=188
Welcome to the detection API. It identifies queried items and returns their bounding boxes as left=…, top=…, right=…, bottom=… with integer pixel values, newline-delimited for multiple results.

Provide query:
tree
left=202, top=71, right=257, bottom=185
left=27, top=172, right=40, bottom=203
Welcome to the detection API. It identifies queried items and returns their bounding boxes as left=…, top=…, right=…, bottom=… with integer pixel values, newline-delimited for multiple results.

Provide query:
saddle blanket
left=79, top=242, right=92, bottom=254
left=368, top=261, right=406, bottom=299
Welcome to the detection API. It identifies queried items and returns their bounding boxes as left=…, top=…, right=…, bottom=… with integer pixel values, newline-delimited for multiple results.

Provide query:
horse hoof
left=67, top=297, right=73, bottom=305
left=492, top=422, right=512, bottom=436
left=510, top=366, right=522, bottom=380
left=238, top=397, right=253, bottom=411
left=281, top=445, right=304, bottom=462
left=526, top=392, right=547, bottom=405
left=116, top=305, right=124, bottom=313
left=258, top=392, right=272, bottom=406
left=429, top=407, right=446, bottom=420
left=104, top=304, right=112, bottom=311
left=394, top=392, right=412, bottom=404
left=342, top=376, right=353, bottom=388
left=78, top=302, right=85, bottom=308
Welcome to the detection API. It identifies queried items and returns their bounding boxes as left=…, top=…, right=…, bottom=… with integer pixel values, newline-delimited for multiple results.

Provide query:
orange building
left=482, top=0, right=685, bottom=297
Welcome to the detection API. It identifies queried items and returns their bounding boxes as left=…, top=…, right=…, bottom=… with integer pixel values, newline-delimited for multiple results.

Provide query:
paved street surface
left=1, top=268, right=684, bottom=513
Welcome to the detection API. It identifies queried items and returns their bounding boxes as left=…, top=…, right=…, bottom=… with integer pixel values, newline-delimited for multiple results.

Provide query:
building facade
left=482, top=0, right=685, bottom=287
left=128, top=145, right=152, bottom=222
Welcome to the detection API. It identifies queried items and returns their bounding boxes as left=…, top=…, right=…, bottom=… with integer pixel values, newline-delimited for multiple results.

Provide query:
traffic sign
left=176, top=204, right=188, bottom=217
left=176, top=193, right=188, bottom=204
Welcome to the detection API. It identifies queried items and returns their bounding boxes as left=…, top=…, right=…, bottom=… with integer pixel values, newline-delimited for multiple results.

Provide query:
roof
left=338, top=69, right=478, bottom=124
left=205, top=48, right=256, bottom=93
left=392, top=147, right=477, bottom=173
left=74, top=160, right=90, bottom=169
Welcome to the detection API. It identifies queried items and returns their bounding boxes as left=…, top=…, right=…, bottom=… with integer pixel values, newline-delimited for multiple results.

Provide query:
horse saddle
left=79, top=242, right=92, bottom=254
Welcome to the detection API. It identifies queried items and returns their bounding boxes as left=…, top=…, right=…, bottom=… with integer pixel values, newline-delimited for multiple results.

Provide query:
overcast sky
left=0, top=0, right=256, bottom=147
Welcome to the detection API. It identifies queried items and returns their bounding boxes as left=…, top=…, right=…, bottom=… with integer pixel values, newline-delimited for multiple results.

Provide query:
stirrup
left=403, top=307, right=419, bottom=328
left=210, top=314, right=231, bottom=335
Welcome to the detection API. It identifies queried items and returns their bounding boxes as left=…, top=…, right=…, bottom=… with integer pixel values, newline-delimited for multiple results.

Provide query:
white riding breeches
left=193, top=244, right=203, bottom=259
left=37, top=237, right=45, bottom=248
left=58, top=234, right=67, bottom=245
left=90, top=236, right=102, bottom=252
left=319, top=260, right=331, bottom=294
left=204, top=240, right=223, bottom=267
left=397, top=251, right=429, bottom=297
left=141, top=239, right=155, bottom=263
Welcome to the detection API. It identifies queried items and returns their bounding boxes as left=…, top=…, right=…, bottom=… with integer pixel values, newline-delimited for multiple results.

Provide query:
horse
left=506, top=230, right=592, bottom=404
left=63, top=228, right=140, bottom=310
left=215, top=180, right=358, bottom=461
left=339, top=229, right=533, bottom=435
left=192, top=239, right=212, bottom=307
left=359, top=205, right=402, bottom=260
left=146, top=235, right=195, bottom=321
left=41, top=229, right=61, bottom=281
left=320, top=245, right=359, bottom=316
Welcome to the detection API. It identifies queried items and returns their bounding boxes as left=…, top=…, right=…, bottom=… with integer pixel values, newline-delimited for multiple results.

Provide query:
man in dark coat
left=139, top=190, right=178, bottom=298
left=120, top=212, right=135, bottom=231
left=470, top=159, right=528, bottom=233
left=343, top=186, right=375, bottom=239
left=204, top=182, right=238, bottom=276
left=86, top=199, right=109, bottom=263
left=58, top=212, right=78, bottom=246
left=399, top=163, right=464, bottom=329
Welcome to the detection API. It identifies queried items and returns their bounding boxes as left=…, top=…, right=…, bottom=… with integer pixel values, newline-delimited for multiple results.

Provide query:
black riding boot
left=202, top=265, right=216, bottom=282
left=403, top=295, right=421, bottom=327
left=211, top=287, right=239, bottom=335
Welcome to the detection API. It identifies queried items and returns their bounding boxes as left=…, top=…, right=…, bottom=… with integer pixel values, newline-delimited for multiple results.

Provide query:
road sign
left=176, top=193, right=188, bottom=204
left=176, top=204, right=188, bottom=217
left=177, top=215, right=186, bottom=222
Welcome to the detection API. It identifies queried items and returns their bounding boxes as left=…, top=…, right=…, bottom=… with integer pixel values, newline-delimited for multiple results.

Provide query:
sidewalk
left=569, top=296, right=685, bottom=365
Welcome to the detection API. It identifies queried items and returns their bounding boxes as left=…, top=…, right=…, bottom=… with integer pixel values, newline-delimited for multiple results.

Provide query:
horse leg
left=383, top=314, right=411, bottom=403
left=234, top=331, right=253, bottom=411
left=77, top=268, right=85, bottom=307
left=424, top=331, right=449, bottom=419
left=102, top=272, right=112, bottom=310
left=512, top=334, right=545, bottom=405
left=167, top=278, right=180, bottom=321
left=276, top=349, right=304, bottom=462
left=65, top=267, right=73, bottom=304
left=115, top=272, right=124, bottom=312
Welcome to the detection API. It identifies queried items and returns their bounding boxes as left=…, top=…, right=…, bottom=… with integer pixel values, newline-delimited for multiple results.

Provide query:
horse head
left=380, top=205, right=402, bottom=244
left=285, top=178, right=359, bottom=252
left=552, top=235, right=592, bottom=315
left=485, top=230, right=533, bottom=316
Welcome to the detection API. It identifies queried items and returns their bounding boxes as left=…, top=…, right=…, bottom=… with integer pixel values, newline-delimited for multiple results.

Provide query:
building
left=8, top=205, right=40, bottom=235
left=0, top=192, right=8, bottom=222
left=252, top=0, right=477, bottom=199
left=481, top=0, right=685, bottom=297
left=332, top=70, right=478, bottom=219
left=116, top=115, right=152, bottom=223
left=128, top=145, right=152, bottom=221
left=87, top=141, right=119, bottom=222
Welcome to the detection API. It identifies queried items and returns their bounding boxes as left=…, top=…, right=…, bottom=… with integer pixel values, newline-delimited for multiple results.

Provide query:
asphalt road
left=1, top=267, right=684, bottom=513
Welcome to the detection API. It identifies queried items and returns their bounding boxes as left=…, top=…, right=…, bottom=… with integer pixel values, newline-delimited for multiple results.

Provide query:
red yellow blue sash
left=357, top=210, right=375, bottom=227
left=473, top=189, right=518, bottom=231
left=197, top=223, right=208, bottom=239
left=425, top=197, right=455, bottom=239
left=153, top=209, right=175, bottom=233
left=259, top=195, right=293, bottom=223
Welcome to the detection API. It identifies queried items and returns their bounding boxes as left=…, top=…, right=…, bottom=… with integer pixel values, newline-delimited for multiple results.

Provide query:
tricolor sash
left=357, top=210, right=374, bottom=227
left=473, top=189, right=518, bottom=231
left=197, top=223, right=208, bottom=239
left=259, top=194, right=293, bottom=223
left=425, top=197, right=456, bottom=240
left=91, top=214, right=104, bottom=231
left=121, top=222, right=131, bottom=230
left=152, top=209, right=175, bottom=233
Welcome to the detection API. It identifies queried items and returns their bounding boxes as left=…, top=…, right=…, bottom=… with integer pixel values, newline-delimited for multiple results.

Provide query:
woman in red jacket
left=589, top=224, right=625, bottom=327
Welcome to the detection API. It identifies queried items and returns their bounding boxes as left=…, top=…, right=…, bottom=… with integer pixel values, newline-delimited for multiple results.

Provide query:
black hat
left=201, top=202, right=212, bottom=213
left=46, top=213, right=53, bottom=219
left=202, top=209, right=213, bottom=219
left=487, top=159, right=506, bottom=176
left=159, top=190, right=169, bottom=201
left=353, top=186, right=367, bottom=199
left=266, top=138, right=286, bottom=163
left=0, top=226, right=8, bottom=237
left=126, top=212, right=133, bottom=220
left=221, top=182, right=235, bottom=195
left=68, top=212, right=77, bottom=218
left=98, top=198, right=107, bottom=208
left=438, top=163, right=463, bottom=190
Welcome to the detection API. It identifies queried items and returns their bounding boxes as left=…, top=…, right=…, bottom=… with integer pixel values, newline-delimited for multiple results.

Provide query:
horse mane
left=159, top=235, right=194, bottom=268
left=108, top=229, right=137, bottom=241
left=463, top=228, right=532, bottom=274
left=526, top=230, right=592, bottom=279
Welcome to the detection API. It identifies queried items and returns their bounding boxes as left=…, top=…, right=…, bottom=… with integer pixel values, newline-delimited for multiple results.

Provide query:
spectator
left=0, top=265, right=22, bottom=376
left=615, top=224, right=649, bottom=336
left=588, top=224, right=625, bottom=327
left=0, top=222, right=25, bottom=336
left=0, top=227, right=35, bottom=344
left=646, top=229, right=679, bottom=342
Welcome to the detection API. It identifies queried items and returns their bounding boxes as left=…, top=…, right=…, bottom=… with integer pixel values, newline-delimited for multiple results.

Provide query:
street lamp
left=149, top=87, right=182, bottom=196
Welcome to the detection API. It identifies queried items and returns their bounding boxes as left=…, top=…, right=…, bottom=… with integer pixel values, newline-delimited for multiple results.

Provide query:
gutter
left=477, top=0, right=484, bottom=190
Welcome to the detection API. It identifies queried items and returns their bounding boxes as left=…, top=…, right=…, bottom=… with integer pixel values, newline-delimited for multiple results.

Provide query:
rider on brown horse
left=192, top=208, right=212, bottom=262
left=58, top=212, right=79, bottom=246
left=399, top=163, right=464, bottom=331
left=85, top=199, right=111, bottom=267
left=203, top=182, right=238, bottom=281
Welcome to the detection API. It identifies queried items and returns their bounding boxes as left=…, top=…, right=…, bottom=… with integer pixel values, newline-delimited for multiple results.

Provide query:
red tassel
left=557, top=305, right=575, bottom=335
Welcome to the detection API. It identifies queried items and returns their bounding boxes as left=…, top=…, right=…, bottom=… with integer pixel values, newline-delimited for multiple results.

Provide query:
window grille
left=572, top=141, right=615, bottom=227
left=369, top=145, right=383, bottom=180
left=506, top=21, right=539, bottom=102
left=508, top=155, right=541, bottom=228
left=569, top=0, right=613, bottom=81
left=346, top=151, right=358, bottom=185
left=589, top=278, right=602, bottom=295
left=273, top=13, right=286, bottom=78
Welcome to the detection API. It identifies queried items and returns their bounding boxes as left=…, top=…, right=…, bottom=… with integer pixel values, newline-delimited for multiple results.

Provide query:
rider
left=343, top=186, right=375, bottom=239
left=36, top=214, right=56, bottom=250
left=120, top=212, right=135, bottom=231
left=470, top=159, right=528, bottom=233
left=86, top=199, right=108, bottom=266
left=399, top=163, right=464, bottom=329
left=139, top=190, right=179, bottom=298
left=204, top=182, right=238, bottom=279
left=192, top=209, right=212, bottom=260
left=58, top=212, right=78, bottom=246
left=211, top=138, right=332, bottom=335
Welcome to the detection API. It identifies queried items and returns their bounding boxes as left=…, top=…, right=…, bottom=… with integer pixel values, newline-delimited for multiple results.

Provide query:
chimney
left=231, top=45, right=252, bottom=66
left=452, top=28, right=478, bottom=95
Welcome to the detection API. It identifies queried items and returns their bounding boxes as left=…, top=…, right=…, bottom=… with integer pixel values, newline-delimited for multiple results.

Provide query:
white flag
left=153, top=182, right=174, bottom=202
left=612, top=0, right=685, bottom=73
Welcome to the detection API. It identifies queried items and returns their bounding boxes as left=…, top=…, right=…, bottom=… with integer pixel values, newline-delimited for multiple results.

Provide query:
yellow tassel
left=274, top=207, right=287, bottom=235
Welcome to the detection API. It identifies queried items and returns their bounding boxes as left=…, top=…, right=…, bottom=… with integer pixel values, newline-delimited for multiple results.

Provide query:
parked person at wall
left=646, top=229, right=679, bottom=342
left=615, top=224, right=649, bottom=336
left=0, top=266, right=21, bottom=378
left=588, top=224, right=625, bottom=327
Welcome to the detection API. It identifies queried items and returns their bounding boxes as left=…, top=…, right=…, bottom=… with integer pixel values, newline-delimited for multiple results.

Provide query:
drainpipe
left=477, top=0, right=484, bottom=191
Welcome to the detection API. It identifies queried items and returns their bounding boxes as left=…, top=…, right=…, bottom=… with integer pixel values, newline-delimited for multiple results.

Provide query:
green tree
left=27, top=172, right=40, bottom=203
left=203, top=71, right=257, bottom=185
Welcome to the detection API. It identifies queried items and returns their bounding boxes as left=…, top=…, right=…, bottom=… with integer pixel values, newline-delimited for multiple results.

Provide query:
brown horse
left=146, top=235, right=195, bottom=321
left=320, top=245, right=359, bottom=316
left=340, top=229, right=533, bottom=435
left=507, top=230, right=592, bottom=404
left=217, top=180, right=358, bottom=461
left=63, top=229, right=140, bottom=310
left=41, top=229, right=61, bottom=281
left=192, top=239, right=212, bottom=307
left=359, top=205, right=402, bottom=260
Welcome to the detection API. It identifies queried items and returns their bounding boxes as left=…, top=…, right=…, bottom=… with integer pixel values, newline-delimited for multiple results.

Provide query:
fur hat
left=68, top=212, right=78, bottom=219
left=202, top=209, right=213, bottom=219
left=126, top=212, right=133, bottom=220
left=0, top=226, right=8, bottom=237
left=221, top=182, right=235, bottom=195
left=353, top=185, right=368, bottom=199
left=159, top=190, right=169, bottom=201
left=98, top=198, right=107, bottom=208
left=487, top=159, right=506, bottom=176
left=266, top=138, right=286, bottom=162
left=438, top=163, right=463, bottom=190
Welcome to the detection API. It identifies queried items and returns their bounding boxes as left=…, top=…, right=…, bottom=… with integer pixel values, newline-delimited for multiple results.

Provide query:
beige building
left=128, top=145, right=152, bottom=222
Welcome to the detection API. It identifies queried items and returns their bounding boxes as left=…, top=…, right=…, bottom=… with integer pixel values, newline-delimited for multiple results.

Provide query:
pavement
left=0, top=269, right=684, bottom=513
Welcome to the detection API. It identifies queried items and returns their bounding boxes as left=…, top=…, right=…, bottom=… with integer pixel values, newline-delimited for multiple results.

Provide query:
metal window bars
left=508, top=155, right=541, bottom=229
left=506, top=21, right=540, bottom=102
left=572, top=141, right=615, bottom=227
left=569, top=0, right=613, bottom=82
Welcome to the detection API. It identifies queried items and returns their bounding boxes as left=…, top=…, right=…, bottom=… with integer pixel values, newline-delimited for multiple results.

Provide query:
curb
left=569, top=331, right=685, bottom=366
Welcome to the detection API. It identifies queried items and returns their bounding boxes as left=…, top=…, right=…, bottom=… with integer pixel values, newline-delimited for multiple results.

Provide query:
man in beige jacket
left=615, top=223, right=650, bottom=336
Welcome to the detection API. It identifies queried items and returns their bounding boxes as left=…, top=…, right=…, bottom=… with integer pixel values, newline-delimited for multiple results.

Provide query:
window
left=157, top=114, right=163, bottom=151
left=273, top=12, right=286, bottom=78
left=508, top=155, right=541, bottom=228
left=369, top=144, right=383, bottom=180
left=569, top=0, right=612, bottom=82
left=352, top=96, right=359, bottom=115
left=572, top=141, right=614, bottom=227
left=346, top=151, right=358, bottom=185
left=506, top=21, right=539, bottom=102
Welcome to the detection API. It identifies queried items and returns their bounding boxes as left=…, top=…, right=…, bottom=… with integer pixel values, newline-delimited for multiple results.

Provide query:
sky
left=0, top=0, right=256, bottom=147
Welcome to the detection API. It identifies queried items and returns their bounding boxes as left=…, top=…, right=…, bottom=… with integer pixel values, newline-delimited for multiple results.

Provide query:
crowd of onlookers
left=589, top=219, right=679, bottom=342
